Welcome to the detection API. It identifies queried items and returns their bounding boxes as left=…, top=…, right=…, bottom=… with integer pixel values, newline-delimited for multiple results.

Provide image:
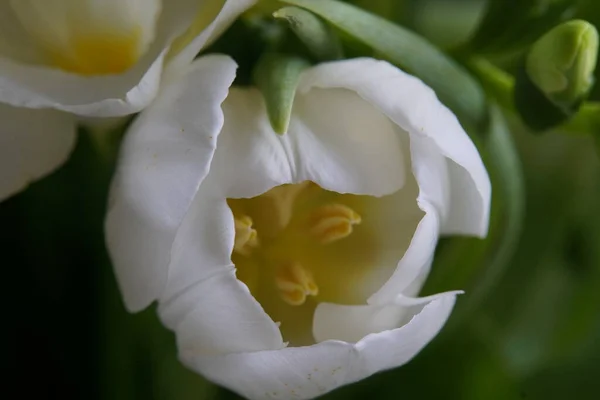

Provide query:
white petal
left=181, top=293, right=457, bottom=400
left=313, top=303, right=409, bottom=344
left=290, top=86, right=405, bottom=195
left=209, top=87, right=405, bottom=199
left=183, top=340, right=360, bottom=400
left=166, top=0, right=258, bottom=76
left=313, top=291, right=462, bottom=343
left=164, top=270, right=284, bottom=356
left=409, top=134, right=451, bottom=218
left=299, top=58, right=491, bottom=237
left=356, top=293, right=456, bottom=374
left=105, top=55, right=237, bottom=311
left=0, top=104, right=76, bottom=201
left=367, top=202, right=440, bottom=305
left=0, top=46, right=166, bottom=117
left=205, top=88, right=292, bottom=199
left=159, top=184, right=235, bottom=304
left=156, top=176, right=285, bottom=355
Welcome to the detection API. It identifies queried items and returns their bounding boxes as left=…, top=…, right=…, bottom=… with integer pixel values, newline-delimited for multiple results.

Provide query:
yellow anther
left=309, top=203, right=361, bottom=244
left=233, top=215, right=259, bottom=256
left=275, top=262, right=319, bottom=306
left=262, top=181, right=312, bottom=229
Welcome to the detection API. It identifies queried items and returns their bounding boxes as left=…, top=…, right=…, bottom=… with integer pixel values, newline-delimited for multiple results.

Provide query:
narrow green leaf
left=279, top=0, right=486, bottom=128
left=273, top=6, right=343, bottom=61
left=252, top=53, right=309, bottom=135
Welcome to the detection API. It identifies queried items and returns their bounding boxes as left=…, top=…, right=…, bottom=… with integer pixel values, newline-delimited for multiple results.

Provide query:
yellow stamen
left=309, top=203, right=361, bottom=244
left=261, top=181, right=313, bottom=229
left=275, top=262, right=319, bottom=306
left=233, top=215, right=259, bottom=256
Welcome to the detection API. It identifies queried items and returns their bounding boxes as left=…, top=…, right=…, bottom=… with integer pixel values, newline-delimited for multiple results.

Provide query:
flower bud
left=526, top=20, right=599, bottom=111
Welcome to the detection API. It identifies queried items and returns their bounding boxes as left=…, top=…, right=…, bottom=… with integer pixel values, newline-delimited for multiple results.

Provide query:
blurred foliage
left=3, top=0, right=600, bottom=399
left=465, top=0, right=578, bottom=56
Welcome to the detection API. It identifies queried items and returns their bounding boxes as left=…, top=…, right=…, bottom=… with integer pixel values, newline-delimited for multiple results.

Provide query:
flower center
left=49, top=31, right=144, bottom=75
left=9, top=0, right=161, bottom=75
left=228, top=182, right=396, bottom=345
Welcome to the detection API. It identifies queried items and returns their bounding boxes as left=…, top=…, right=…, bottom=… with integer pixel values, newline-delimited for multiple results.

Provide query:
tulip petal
left=356, top=293, right=456, bottom=374
left=166, top=0, right=258, bottom=75
left=313, top=303, right=409, bottom=344
left=186, top=340, right=358, bottom=400
left=163, top=270, right=284, bottom=356
left=0, top=36, right=165, bottom=118
left=291, top=86, right=406, bottom=195
left=181, top=293, right=456, bottom=400
left=299, top=58, right=491, bottom=237
left=105, top=55, right=237, bottom=311
left=0, top=104, right=76, bottom=201
left=313, top=290, right=462, bottom=343
left=0, top=0, right=233, bottom=117
left=159, top=185, right=236, bottom=303
left=156, top=178, right=285, bottom=354
left=210, top=86, right=406, bottom=199
left=367, top=201, right=440, bottom=305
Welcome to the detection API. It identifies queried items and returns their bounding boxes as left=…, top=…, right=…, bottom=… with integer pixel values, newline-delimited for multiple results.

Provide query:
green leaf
left=278, top=0, right=487, bottom=129
left=273, top=6, right=343, bottom=61
left=466, top=0, right=577, bottom=55
left=252, top=53, right=309, bottom=134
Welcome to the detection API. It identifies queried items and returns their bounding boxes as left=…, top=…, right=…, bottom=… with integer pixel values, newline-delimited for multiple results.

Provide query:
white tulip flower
left=0, top=0, right=255, bottom=200
left=106, top=55, right=491, bottom=400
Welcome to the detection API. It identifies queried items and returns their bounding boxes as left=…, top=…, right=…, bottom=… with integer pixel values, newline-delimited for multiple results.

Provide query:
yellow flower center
left=228, top=182, right=398, bottom=345
left=8, top=0, right=162, bottom=75
left=49, top=30, right=143, bottom=75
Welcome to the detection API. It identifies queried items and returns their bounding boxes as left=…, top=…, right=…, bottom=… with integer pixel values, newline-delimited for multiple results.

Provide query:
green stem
left=466, top=56, right=515, bottom=112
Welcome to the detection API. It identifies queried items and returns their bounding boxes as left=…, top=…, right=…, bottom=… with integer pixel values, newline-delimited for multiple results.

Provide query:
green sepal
left=252, top=53, right=310, bottom=135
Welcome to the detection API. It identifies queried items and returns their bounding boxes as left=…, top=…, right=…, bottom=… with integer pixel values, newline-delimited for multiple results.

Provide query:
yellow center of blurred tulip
left=8, top=0, right=162, bottom=76
left=228, top=182, right=391, bottom=345
left=49, top=30, right=143, bottom=75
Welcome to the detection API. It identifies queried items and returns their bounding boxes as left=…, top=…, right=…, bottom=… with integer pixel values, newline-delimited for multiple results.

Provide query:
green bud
left=526, top=20, right=599, bottom=111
